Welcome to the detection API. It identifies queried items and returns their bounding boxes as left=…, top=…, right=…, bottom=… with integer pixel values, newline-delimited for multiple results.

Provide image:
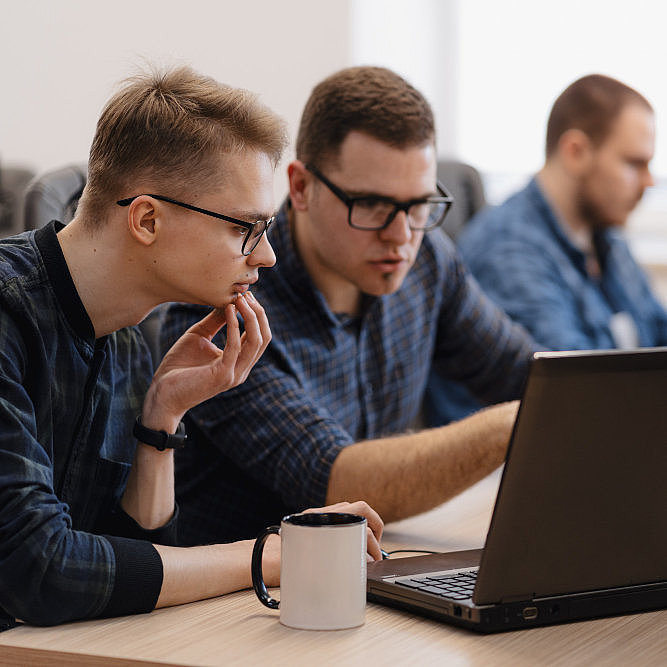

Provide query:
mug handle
left=251, top=525, right=280, bottom=609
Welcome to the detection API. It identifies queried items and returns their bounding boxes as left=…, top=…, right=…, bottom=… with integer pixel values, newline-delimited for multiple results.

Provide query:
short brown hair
left=296, top=66, right=435, bottom=169
left=80, top=65, right=288, bottom=220
left=545, top=74, right=652, bottom=158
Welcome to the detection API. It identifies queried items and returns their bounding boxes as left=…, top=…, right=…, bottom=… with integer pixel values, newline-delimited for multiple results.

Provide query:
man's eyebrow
left=346, top=188, right=438, bottom=201
left=227, top=208, right=277, bottom=222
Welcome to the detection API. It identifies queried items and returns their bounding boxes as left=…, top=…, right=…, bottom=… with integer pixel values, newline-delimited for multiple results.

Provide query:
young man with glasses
left=162, top=66, right=539, bottom=546
left=0, top=66, right=382, bottom=629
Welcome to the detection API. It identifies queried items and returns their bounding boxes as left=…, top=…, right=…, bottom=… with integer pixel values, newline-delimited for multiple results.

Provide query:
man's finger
left=244, top=291, right=272, bottom=363
left=343, top=500, right=384, bottom=541
left=233, top=295, right=267, bottom=372
left=186, top=307, right=229, bottom=341
left=366, top=526, right=383, bottom=561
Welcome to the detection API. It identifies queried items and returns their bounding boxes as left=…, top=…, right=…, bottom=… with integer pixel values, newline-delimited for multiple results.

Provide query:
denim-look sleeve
left=465, top=235, right=598, bottom=351
left=459, top=179, right=667, bottom=351
left=0, top=319, right=162, bottom=627
left=462, top=228, right=667, bottom=351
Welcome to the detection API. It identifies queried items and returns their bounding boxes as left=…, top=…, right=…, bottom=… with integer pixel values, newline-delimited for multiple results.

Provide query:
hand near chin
left=142, top=291, right=270, bottom=429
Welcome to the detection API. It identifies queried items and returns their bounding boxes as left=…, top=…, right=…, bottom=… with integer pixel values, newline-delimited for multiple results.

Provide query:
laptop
left=367, top=348, right=667, bottom=632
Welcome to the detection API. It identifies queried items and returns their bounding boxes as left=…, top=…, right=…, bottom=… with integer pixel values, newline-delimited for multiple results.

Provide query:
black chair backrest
left=0, top=163, right=35, bottom=238
left=436, top=160, right=486, bottom=242
left=23, top=163, right=87, bottom=231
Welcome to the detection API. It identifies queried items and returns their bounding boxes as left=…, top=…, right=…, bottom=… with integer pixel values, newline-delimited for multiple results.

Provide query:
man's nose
left=643, top=165, right=655, bottom=189
left=379, top=208, right=412, bottom=245
left=248, top=233, right=276, bottom=268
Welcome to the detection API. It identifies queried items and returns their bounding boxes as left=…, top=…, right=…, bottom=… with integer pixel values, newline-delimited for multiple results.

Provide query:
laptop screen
left=474, top=348, right=667, bottom=605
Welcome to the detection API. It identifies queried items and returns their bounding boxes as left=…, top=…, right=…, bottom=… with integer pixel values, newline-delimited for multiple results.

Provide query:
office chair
left=420, top=161, right=488, bottom=428
left=23, top=163, right=87, bottom=230
left=22, top=163, right=164, bottom=367
left=436, top=160, right=486, bottom=242
left=0, top=163, right=35, bottom=238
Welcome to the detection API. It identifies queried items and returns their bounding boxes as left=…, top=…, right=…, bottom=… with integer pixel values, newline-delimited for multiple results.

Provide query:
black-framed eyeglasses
left=305, top=164, right=453, bottom=232
left=116, top=194, right=275, bottom=256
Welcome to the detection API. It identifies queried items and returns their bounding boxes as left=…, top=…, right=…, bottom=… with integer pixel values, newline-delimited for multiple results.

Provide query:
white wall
left=4, top=0, right=667, bottom=204
left=0, top=0, right=355, bottom=198
left=2, top=0, right=665, bottom=293
left=458, top=0, right=667, bottom=179
left=350, top=0, right=459, bottom=161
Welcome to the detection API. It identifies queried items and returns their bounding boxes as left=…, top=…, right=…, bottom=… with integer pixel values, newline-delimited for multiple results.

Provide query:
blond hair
left=79, top=65, right=287, bottom=220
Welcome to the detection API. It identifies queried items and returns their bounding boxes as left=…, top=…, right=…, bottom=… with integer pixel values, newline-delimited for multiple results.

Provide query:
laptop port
left=522, top=606, right=538, bottom=620
left=453, top=605, right=462, bottom=617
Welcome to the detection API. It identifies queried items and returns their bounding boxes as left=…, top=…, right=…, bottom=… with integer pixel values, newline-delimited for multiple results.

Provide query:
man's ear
left=559, top=128, right=594, bottom=175
left=288, top=160, right=311, bottom=211
left=125, top=196, right=160, bottom=246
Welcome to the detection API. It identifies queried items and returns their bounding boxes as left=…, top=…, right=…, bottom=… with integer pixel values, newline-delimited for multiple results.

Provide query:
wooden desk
left=1, top=471, right=665, bottom=666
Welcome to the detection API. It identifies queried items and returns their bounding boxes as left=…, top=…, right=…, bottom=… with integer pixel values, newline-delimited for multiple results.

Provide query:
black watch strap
left=133, top=416, right=187, bottom=451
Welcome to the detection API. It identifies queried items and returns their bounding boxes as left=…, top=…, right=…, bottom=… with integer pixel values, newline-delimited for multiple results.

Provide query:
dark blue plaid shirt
left=0, top=223, right=172, bottom=628
left=161, top=204, right=538, bottom=544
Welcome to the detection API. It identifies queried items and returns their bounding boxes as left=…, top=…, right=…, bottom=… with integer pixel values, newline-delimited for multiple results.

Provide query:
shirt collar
left=34, top=221, right=96, bottom=342
left=527, top=177, right=613, bottom=272
left=271, top=200, right=378, bottom=328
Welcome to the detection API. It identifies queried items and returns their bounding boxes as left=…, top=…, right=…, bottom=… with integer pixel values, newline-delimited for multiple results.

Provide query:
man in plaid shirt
left=162, top=66, right=539, bottom=546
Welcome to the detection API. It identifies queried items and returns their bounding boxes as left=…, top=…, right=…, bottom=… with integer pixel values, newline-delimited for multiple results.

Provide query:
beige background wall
left=1, top=0, right=665, bottom=294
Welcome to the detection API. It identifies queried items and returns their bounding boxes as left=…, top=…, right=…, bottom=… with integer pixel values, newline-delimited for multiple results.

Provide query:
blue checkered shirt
left=0, top=223, right=172, bottom=628
left=161, top=203, right=537, bottom=544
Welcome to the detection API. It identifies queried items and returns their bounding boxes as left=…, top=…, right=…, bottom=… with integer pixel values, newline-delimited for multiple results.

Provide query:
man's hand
left=303, top=500, right=385, bottom=562
left=122, top=292, right=270, bottom=529
left=258, top=500, right=384, bottom=588
left=154, top=500, right=384, bottom=607
left=142, top=291, right=270, bottom=431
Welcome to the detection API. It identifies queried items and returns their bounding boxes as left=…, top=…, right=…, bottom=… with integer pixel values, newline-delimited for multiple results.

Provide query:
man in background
left=458, top=74, right=667, bottom=351
left=162, top=66, right=539, bottom=546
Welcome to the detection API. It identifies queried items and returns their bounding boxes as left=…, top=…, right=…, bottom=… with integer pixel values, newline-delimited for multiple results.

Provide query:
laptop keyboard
left=395, top=569, right=478, bottom=600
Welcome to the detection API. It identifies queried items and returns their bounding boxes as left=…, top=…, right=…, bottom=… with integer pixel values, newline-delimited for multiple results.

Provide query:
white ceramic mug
left=251, top=512, right=367, bottom=630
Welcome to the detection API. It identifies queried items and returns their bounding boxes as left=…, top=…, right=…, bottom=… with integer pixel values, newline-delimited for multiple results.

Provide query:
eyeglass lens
left=350, top=198, right=447, bottom=230
left=244, top=220, right=270, bottom=255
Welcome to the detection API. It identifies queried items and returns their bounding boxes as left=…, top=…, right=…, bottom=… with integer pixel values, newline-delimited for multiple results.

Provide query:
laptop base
left=367, top=551, right=667, bottom=633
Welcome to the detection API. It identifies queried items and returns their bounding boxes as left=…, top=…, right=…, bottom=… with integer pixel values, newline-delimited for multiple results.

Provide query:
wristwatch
left=133, top=416, right=187, bottom=451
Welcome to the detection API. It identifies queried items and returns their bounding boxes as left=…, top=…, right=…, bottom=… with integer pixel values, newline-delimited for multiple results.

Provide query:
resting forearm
left=121, top=444, right=175, bottom=530
left=154, top=538, right=279, bottom=609
left=120, top=390, right=183, bottom=530
left=325, top=401, right=519, bottom=522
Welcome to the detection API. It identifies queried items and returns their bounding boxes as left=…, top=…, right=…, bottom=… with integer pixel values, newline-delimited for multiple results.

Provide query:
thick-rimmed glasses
left=116, top=194, right=275, bottom=256
left=305, top=164, right=453, bottom=232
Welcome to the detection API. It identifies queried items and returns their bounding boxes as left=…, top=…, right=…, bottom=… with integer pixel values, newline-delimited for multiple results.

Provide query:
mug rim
left=282, top=512, right=366, bottom=527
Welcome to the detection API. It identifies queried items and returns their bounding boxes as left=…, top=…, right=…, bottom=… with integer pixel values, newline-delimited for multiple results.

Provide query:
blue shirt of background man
left=458, top=177, right=667, bottom=351
left=161, top=202, right=538, bottom=545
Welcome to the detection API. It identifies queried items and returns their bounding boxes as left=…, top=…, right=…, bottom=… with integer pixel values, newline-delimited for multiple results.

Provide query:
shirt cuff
left=102, top=536, right=164, bottom=618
